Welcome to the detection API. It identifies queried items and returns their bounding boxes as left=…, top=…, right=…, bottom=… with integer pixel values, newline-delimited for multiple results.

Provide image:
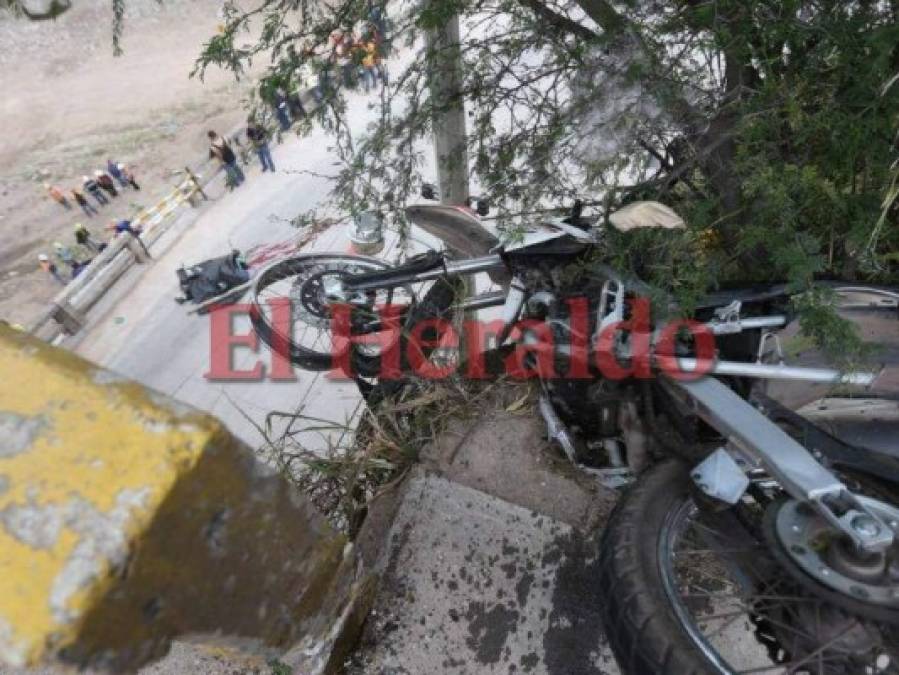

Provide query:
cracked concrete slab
left=348, top=472, right=620, bottom=675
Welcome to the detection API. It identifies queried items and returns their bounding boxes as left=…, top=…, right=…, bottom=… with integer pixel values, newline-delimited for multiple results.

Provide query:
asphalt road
left=66, top=100, right=400, bottom=450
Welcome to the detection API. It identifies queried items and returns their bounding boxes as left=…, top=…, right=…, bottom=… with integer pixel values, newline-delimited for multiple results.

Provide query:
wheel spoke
left=662, top=489, right=899, bottom=675
left=251, top=254, right=418, bottom=366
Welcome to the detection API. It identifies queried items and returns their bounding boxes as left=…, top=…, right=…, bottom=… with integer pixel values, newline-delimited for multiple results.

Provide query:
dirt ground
left=0, top=0, right=263, bottom=327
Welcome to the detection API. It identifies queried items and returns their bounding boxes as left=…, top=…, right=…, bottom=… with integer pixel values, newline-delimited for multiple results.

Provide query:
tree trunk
left=425, top=12, right=470, bottom=206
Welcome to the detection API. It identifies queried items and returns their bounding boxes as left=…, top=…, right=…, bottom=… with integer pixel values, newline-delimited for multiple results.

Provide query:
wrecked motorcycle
left=251, top=201, right=899, bottom=674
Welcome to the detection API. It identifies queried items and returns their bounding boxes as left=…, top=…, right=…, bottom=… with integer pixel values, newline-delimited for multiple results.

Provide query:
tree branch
left=573, top=0, right=704, bottom=129
left=517, top=0, right=598, bottom=41
left=637, top=139, right=705, bottom=198
left=573, top=0, right=627, bottom=34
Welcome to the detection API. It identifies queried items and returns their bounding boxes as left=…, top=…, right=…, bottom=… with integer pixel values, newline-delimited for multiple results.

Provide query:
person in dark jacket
left=272, top=88, right=292, bottom=130
left=246, top=117, right=276, bottom=172
left=107, top=159, right=129, bottom=188
left=107, top=218, right=151, bottom=258
left=208, top=131, right=245, bottom=187
left=94, top=170, right=119, bottom=197
left=71, top=187, right=98, bottom=216
left=83, top=175, right=108, bottom=205
left=74, top=222, right=102, bottom=253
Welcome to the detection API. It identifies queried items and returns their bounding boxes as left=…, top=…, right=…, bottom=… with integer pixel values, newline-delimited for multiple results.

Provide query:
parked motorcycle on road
left=250, top=200, right=899, bottom=674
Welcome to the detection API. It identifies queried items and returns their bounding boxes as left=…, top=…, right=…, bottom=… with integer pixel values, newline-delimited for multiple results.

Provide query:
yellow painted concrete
left=0, top=326, right=352, bottom=671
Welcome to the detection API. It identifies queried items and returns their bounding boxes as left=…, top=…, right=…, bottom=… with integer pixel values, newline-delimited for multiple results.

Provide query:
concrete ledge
left=422, top=401, right=615, bottom=532
left=0, top=326, right=359, bottom=672
left=348, top=471, right=620, bottom=674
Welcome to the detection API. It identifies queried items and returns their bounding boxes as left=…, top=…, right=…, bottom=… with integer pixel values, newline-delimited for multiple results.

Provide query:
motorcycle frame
left=336, top=247, right=893, bottom=552
left=663, top=376, right=896, bottom=552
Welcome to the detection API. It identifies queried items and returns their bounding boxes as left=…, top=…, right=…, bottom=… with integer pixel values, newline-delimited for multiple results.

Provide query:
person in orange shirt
left=45, top=183, right=71, bottom=210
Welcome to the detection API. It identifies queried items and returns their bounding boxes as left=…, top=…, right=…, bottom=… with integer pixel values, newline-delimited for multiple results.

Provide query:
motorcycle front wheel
left=251, top=253, right=462, bottom=377
left=251, top=253, right=409, bottom=373
left=598, top=459, right=899, bottom=674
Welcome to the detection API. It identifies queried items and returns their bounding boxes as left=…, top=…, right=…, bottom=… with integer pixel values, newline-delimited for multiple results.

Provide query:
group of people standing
left=35, top=8, right=392, bottom=290
left=328, top=22, right=387, bottom=91
left=38, top=223, right=103, bottom=285
left=206, top=119, right=278, bottom=186
left=227, top=7, right=390, bottom=178
left=322, top=9, right=390, bottom=95
left=39, top=158, right=143, bottom=286
left=45, top=159, right=140, bottom=218
left=262, top=4, right=390, bottom=137
left=261, top=6, right=390, bottom=136
left=38, top=219, right=147, bottom=285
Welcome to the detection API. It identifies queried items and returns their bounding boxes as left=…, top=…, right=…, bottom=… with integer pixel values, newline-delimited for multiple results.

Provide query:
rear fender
left=753, top=392, right=899, bottom=486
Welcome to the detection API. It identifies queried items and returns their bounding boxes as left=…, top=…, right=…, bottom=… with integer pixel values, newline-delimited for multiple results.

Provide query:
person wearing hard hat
left=56, top=240, right=93, bottom=278
left=38, top=254, right=65, bottom=284
left=107, top=159, right=129, bottom=188
left=74, top=223, right=101, bottom=253
left=53, top=241, right=76, bottom=268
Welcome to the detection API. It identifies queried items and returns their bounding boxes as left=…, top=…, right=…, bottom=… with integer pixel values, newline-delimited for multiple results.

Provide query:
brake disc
left=764, top=497, right=899, bottom=624
left=291, top=269, right=350, bottom=329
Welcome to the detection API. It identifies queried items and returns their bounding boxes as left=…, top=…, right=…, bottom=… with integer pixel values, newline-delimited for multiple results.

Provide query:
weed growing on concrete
left=250, top=374, right=510, bottom=537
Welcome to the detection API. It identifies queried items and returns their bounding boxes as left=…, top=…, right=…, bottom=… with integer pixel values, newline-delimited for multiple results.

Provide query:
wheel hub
left=290, top=267, right=376, bottom=330
left=291, top=270, right=341, bottom=328
left=774, top=498, right=899, bottom=608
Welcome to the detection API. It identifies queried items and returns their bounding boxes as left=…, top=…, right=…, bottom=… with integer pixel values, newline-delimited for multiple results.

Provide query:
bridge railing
left=29, top=164, right=218, bottom=341
left=27, top=115, right=295, bottom=342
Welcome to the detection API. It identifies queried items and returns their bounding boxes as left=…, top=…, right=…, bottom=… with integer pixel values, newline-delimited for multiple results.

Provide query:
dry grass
left=248, top=373, right=527, bottom=536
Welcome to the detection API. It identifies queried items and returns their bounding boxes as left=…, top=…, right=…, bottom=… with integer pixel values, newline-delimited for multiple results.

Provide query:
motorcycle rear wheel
left=598, top=459, right=899, bottom=674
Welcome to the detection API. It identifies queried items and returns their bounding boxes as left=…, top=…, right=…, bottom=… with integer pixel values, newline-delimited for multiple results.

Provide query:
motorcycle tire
left=598, top=460, right=716, bottom=675
left=598, top=459, right=899, bottom=674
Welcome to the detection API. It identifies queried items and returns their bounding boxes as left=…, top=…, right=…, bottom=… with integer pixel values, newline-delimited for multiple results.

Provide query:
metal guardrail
left=27, top=113, right=294, bottom=342
left=29, top=165, right=219, bottom=341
